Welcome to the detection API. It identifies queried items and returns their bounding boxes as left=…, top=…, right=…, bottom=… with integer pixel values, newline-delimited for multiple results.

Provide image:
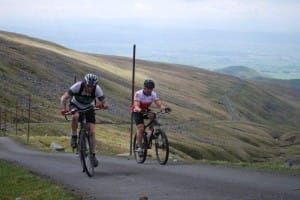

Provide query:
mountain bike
left=133, top=108, right=171, bottom=165
left=64, top=106, right=101, bottom=177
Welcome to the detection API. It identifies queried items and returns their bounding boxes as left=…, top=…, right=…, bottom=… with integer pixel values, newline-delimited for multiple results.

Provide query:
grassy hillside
left=1, top=30, right=299, bottom=168
left=251, top=78, right=300, bottom=109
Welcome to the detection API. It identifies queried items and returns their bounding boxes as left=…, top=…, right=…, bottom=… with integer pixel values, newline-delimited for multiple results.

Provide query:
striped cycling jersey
left=68, top=81, right=104, bottom=109
left=134, top=89, right=159, bottom=110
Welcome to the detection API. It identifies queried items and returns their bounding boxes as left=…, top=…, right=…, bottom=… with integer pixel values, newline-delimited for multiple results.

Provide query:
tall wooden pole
left=130, top=44, right=136, bottom=156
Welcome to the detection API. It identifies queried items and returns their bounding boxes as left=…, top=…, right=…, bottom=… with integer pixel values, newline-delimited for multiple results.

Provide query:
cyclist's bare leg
left=136, top=123, right=144, bottom=147
left=70, top=113, right=79, bottom=148
left=146, top=113, right=155, bottom=133
left=71, top=112, right=79, bottom=136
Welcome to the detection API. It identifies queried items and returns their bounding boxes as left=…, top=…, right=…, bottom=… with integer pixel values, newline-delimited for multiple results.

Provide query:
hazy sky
left=1, top=0, right=300, bottom=33
left=1, top=0, right=300, bottom=79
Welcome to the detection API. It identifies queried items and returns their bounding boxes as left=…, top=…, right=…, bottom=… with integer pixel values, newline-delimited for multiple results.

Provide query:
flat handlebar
left=139, top=107, right=172, bottom=116
left=64, top=106, right=103, bottom=120
left=139, top=108, right=171, bottom=128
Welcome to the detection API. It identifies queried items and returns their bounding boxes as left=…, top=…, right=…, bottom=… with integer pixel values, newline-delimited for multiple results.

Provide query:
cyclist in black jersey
left=60, top=73, right=108, bottom=166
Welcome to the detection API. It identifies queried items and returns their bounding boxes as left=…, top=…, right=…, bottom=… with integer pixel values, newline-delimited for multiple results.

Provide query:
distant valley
left=2, top=25, right=299, bottom=80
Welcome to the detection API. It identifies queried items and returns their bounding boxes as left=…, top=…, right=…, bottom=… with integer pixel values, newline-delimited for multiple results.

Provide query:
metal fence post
left=16, top=99, right=18, bottom=135
left=4, top=109, right=6, bottom=131
left=0, top=108, right=2, bottom=131
left=27, top=94, right=31, bottom=143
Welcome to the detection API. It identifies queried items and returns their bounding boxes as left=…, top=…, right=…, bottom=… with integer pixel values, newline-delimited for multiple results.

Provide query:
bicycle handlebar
left=64, top=106, right=103, bottom=121
left=140, top=107, right=172, bottom=116
left=139, top=108, right=171, bottom=128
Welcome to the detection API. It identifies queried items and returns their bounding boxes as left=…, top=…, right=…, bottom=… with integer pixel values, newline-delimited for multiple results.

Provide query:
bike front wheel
left=154, top=129, right=169, bottom=165
left=79, top=130, right=94, bottom=177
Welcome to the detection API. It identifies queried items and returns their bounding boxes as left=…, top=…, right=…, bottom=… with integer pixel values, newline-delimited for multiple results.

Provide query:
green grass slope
left=1, top=30, right=299, bottom=167
left=251, top=78, right=300, bottom=109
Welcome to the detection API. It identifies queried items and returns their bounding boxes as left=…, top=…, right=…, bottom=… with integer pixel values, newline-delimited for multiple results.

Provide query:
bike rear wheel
left=154, top=129, right=169, bottom=165
left=133, top=133, right=148, bottom=164
left=79, top=130, right=94, bottom=177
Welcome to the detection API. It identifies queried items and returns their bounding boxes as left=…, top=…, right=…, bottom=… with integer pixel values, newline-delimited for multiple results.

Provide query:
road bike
left=133, top=108, right=171, bottom=165
left=65, top=106, right=101, bottom=177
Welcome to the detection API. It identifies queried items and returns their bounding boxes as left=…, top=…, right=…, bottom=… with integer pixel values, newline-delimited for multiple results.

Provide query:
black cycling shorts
left=69, top=103, right=96, bottom=124
left=132, top=111, right=149, bottom=125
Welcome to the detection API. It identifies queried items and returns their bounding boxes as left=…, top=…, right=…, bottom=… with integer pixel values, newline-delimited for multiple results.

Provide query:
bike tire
left=133, top=133, right=148, bottom=164
left=79, top=130, right=94, bottom=177
left=155, top=129, right=169, bottom=165
left=78, top=130, right=86, bottom=173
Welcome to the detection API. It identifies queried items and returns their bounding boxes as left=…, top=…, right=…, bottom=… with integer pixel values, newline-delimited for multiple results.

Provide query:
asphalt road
left=0, top=137, right=299, bottom=200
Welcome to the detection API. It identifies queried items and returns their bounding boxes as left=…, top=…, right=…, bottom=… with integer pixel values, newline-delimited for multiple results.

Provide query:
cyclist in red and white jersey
left=132, top=79, right=169, bottom=153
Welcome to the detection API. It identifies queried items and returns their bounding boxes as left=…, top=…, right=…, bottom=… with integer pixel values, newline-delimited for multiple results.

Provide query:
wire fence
left=0, top=94, right=64, bottom=143
left=0, top=92, right=132, bottom=144
left=0, top=75, right=78, bottom=141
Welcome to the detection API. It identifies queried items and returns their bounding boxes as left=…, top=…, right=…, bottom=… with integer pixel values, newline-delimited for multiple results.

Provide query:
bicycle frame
left=133, top=109, right=170, bottom=165
left=64, top=106, right=100, bottom=177
left=144, top=111, right=160, bottom=129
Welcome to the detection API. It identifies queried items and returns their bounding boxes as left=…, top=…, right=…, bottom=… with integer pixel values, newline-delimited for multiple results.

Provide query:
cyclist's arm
left=133, top=100, right=142, bottom=112
left=97, top=96, right=105, bottom=104
left=60, top=92, right=71, bottom=110
left=60, top=82, right=80, bottom=110
left=94, top=85, right=108, bottom=108
left=96, top=96, right=108, bottom=108
left=154, top=99, right=166, bottom=111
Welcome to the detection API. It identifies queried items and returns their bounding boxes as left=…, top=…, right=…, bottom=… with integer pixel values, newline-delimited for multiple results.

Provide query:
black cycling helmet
left=144, top=79, right=155, bottom=89
left=84, top=73, right=98, bottom=86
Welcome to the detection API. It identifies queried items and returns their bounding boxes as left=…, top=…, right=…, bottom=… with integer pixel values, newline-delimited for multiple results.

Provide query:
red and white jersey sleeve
left=134, top=89, right=159, bottom=110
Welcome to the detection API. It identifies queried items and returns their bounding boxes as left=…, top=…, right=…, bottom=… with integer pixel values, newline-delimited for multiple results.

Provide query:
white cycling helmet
left=84, top=73, right=98, bottom=86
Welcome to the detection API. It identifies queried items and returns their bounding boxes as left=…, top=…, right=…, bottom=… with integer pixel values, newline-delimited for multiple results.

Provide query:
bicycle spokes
left=133, top=133, right=147, bottom=164
left=155, top=130, right=169, bottom=165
